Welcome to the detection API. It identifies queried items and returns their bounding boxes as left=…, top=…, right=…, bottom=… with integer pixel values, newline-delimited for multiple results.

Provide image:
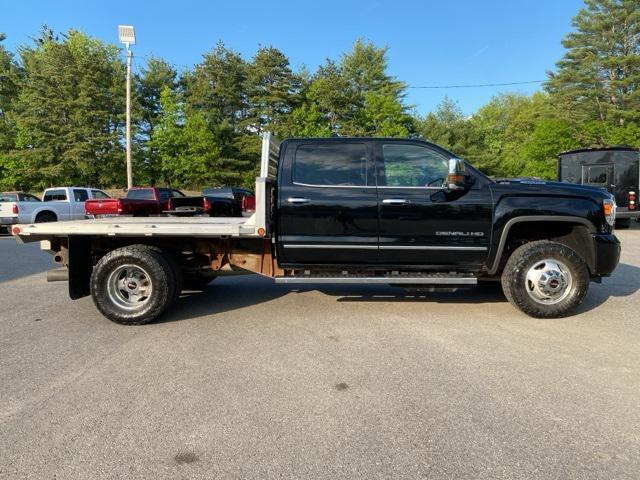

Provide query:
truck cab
left=276, top=138, right=493, bottom=268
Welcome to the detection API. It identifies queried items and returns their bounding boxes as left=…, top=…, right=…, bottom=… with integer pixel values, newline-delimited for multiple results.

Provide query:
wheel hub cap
left=525, top=259, right=573, bottom=305
left=107, top=264, right=153, bottom=311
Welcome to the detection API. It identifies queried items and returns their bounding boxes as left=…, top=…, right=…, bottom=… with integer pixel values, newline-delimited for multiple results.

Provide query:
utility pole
left=118, top=25, right=136, bottom=189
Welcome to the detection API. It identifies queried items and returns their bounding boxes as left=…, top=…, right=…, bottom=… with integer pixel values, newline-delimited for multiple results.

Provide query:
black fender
left=487, top=196, right=601, bottom=275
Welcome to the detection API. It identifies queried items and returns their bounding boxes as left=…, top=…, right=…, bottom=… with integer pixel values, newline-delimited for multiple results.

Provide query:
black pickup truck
left=12, top=135, right=620, bottom=325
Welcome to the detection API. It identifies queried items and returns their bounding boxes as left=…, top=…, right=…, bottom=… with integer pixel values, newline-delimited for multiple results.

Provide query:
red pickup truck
left=85, top=187, right=201, bottom=217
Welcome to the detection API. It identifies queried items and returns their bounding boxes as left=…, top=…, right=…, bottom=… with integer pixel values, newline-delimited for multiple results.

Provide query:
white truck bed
left=13, top=133, right=280, bottom=242
left=14, top=215, right=258, bottom=240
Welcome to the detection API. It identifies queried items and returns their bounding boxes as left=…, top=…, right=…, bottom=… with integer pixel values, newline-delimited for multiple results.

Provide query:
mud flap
left=68, top=236, right=92, bottom=299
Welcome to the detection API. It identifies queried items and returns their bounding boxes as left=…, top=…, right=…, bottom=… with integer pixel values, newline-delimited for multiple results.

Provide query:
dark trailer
left=558, top=147, right=639, bottom=227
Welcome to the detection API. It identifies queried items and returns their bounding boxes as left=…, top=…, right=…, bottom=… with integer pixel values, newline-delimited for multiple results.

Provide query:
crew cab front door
left=277, top=140, right=378, bottom=266
left=376, top=141, right=492, bottom=267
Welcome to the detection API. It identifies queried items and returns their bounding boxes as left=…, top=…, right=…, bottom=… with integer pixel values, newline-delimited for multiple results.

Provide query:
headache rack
left=13, top=133, right=281, bottom=242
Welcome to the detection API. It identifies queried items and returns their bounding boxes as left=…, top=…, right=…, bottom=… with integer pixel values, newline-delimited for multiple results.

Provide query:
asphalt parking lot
left=1, top=227, right=639, bottom=479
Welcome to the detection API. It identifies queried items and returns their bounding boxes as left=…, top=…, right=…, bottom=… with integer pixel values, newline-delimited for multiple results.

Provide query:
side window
left=159, top=190, right=171, bottom=201
left=381, top=144, right=449, bottom=187
left=43, top=189, right=67, bottom=201
left=23, top=194, right=41, bottom=202
left=91, top=190, right=110, bottom=199
left=73, top=189, right=89, bottom=202
left=294, top=143, right=368, bottom=186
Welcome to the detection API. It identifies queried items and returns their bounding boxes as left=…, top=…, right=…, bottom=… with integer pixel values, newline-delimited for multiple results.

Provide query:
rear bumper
left=592, top=233, right=620, bottom=276
left=0, top=216, right=18, bottom=226
left=616, top=208, right=638, bottom=219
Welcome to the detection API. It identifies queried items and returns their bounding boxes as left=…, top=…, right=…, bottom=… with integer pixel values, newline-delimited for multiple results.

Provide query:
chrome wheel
left=107, top=264, right=153, bottom=311
left=525, top=259, right=573, bottom=305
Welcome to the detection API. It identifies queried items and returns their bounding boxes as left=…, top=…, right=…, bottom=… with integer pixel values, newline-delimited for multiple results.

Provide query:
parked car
left=558, top=147, right=639, bottom=228
left=0, top=192, right=41, bottom=233
left=85, top=187, right=171, bottom=217
left=13, top=133, right=620, bottom=325
left=85, top=187, right=248, bottom=217
left=0, top=187, right=110, bottom=232
left=202, top=186, right=256, bottom=217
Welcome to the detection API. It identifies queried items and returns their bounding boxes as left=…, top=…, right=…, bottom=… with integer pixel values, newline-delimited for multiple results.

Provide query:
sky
left=1, top=0, right=584, bottom=116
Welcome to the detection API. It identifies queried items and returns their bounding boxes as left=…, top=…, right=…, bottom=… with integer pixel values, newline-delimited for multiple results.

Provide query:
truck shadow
left=158, top=262, right=640, bottom=323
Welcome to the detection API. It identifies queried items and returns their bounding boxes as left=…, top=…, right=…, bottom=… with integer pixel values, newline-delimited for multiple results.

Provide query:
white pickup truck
left=0, top=187, right=111, bottom=232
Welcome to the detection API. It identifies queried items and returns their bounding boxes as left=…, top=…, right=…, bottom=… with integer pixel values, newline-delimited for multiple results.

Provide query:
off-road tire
left=90, top=245, right=175, bottom=325
left=35, top=212, right=57, bottom=223
left=147, top=247, right=184, bottom=304
left=501, top=240, right=589, bottom=318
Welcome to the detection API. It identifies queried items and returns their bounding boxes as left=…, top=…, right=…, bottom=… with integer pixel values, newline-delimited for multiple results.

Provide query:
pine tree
left=546, top=0, right=640, bottom=128
left=243, top=46, right=300, bottom=136
left=10, top=29, right=125, bottom=189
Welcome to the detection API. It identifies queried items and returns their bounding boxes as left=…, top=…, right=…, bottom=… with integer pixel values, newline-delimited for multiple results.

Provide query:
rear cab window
left=0, top=193, right=18, bottom=202
left=91, top=190, right=110, bottom=199
left=73, top=189, right=89, bottom=202
left=43, top=189, right=67, bottom=201
left=20, top=194, right=41, bottom=202
left=293, top=143, right=369, bottom=187
left=126, top=189, right=155, bottom=200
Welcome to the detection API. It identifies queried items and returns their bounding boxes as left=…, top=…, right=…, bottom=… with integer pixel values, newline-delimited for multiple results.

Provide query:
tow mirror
left=447, top=158, right=468, bottom=191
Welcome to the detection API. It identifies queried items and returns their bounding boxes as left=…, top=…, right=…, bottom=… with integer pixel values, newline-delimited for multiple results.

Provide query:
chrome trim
left=283, top=244, right=487, bottom=251
left=379, top=245, right=487, bottom=251
left=286, top=197, right=310, bottom=204
left=291, top=181, right=445, bottom=191
left=283, top=244, right=377, bottom=249
left=292, top=181, right=372, bottom=189
left=382, top=198, right=409, bottom=205
left=274, top=276, right=477, bottom=285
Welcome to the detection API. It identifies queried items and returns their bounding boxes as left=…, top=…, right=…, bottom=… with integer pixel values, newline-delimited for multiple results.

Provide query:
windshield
left=127, top=189, right=155, bottom=200
left=0, top=193, right=18, bottom=202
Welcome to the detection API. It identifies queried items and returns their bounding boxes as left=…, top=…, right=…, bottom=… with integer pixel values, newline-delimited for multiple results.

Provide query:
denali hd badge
left=435, top=231, right=485, bottom=237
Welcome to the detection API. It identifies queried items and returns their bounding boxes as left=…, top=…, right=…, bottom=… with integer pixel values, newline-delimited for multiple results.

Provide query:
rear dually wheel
left=90, top=245, right=176, bottom=325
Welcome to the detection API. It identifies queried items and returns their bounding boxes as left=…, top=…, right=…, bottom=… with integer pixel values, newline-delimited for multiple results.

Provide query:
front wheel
left=90, top=245, right=176, bottom=325
left=501, top=241, right=589, bottom=318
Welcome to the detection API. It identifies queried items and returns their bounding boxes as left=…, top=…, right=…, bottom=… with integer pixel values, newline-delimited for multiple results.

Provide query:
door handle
left=286, top=197, right=310, bottom=204
left=382, top=198, right=409, bottom=205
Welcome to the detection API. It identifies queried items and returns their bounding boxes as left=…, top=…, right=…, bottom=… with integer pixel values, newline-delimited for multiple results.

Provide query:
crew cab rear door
left=375, top=140, right=492, bottom=267
left=276, top=139, right=378, bottom=265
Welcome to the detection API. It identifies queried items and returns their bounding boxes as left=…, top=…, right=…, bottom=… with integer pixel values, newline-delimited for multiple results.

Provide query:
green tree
left=546, top=0, right=640, bottom=132
left=151, top=87, right=249, bottom=189
left=340, top=39, right=410, bottom=136
left=244, top=46, right=300, bottom=136
left=135, top=57, right=177, bottom=183
left=8, top=28, right=125, bottom=189
left=416, top=97, right=479, bottom=157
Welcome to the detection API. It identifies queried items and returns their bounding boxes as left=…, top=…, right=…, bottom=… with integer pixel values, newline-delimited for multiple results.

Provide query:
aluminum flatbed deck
left=13, top=215, right=259, bottom=240
left=13, top=133, right=281, bottom=243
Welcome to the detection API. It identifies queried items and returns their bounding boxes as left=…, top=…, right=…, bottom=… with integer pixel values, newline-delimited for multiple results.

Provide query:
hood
left=491, top=178, right=614, bottom=201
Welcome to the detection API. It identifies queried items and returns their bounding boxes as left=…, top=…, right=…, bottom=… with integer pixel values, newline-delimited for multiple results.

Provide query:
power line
left=408, top=80, right=546, bottom=89
left=130, top=54, right=547, bottom=91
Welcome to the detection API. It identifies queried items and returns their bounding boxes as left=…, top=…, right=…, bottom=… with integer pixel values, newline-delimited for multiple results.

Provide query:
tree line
left=0, top=0, right=638, bottom=192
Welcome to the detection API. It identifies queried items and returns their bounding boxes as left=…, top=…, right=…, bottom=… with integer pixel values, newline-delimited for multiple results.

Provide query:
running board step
left=274, top=274, right=477, bottom=285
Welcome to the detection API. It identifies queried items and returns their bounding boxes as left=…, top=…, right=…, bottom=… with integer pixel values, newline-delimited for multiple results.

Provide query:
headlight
left=603, top=198, right=616, bottom=227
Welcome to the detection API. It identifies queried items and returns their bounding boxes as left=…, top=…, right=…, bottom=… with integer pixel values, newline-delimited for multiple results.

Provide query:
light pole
left=118, top=25, right=136, bottom=189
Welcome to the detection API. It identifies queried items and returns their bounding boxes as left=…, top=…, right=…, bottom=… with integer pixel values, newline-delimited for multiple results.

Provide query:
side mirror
left=447, top=158, right=468, bottom=191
